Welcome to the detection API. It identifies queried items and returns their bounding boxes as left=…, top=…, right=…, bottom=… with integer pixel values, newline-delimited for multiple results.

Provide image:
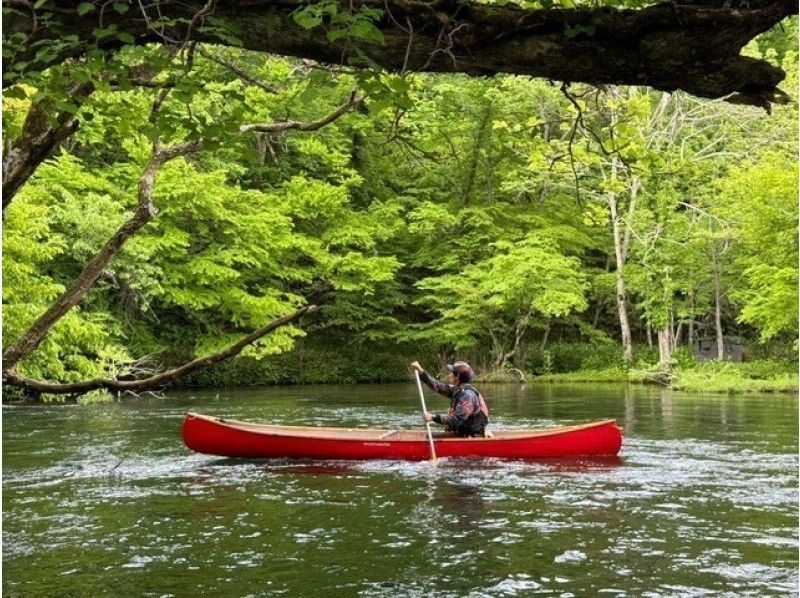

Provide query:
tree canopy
left=1, top=1, right=797, bottom=398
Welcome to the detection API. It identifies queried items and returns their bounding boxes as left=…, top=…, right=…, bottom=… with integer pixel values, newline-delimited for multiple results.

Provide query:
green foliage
left=177, top=340, right=437, bottom=386
left=412, top=233, right=587, bottom=356
left=3, top=55, right=403, bottom=386
left=717, top=154, right=799, bottom=341
left=3, top=183, right=131, bottom=387
left=527, top=342, right=626, bottom=374
left=672, top=360, right=799, bottom=394
left=2, top=21, right=797, bottom=394
left=292, top=1, right=384, bottom=48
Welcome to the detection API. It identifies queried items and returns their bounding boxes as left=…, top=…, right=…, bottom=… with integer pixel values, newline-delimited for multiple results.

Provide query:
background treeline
left=3, top=21, right=797, bottom=396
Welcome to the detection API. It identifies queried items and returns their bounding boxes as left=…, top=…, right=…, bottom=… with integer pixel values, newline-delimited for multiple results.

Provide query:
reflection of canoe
left=182, top=412, right=623, bottom=461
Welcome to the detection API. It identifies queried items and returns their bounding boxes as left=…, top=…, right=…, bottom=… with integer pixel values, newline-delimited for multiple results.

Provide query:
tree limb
left=3, top=306, right=317, bottom=394
left=3, top=0, right=796, bottom=108
left=196, top=46, right=280, bottom=95
left=240, top=92, right=364, bottom=133
left=2, top=87, right=361, bottom=374
left=2, top=82, right=93, bottom=208
left=1, top=138, right=203, bottom=371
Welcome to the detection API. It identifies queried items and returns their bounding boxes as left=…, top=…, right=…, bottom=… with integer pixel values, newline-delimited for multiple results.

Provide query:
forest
left=2, top=2, right=797, bottom=400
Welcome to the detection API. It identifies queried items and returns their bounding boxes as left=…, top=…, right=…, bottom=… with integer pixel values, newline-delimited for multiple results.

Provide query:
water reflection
left=660, top=389, right=676, bottom=437
left=435, top=481, right=488, bottom=522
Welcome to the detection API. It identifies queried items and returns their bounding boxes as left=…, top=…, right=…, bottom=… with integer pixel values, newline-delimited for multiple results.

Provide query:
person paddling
left=410, top=360, right=490, bottom=437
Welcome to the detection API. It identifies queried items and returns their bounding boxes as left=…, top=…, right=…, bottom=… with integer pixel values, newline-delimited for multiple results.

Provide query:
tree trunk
left=592, top=254, right=613, bottom=327
left=658, top=326, right=673, bottom=372
left=539, top=318, right=551, bottom=353
left=646, top=323, right=653, bottom=348
left=3, top=83, right=93, bottom=210
left=463, top=104, right=492, bottom=205
left=608, top=157, right=633, bottom=364
left=714, top=266, right=725, bottom=360
left=500, top=310, right=533, bottom=368
left=489, top=329, right=506, bottom=369
left=673, top=321, right=683, bottom=351
left=592, top=300, right=603, bottom=327
left=2, top=140, right=203, bottom=372
left=3, top=1, right=794, bottom=109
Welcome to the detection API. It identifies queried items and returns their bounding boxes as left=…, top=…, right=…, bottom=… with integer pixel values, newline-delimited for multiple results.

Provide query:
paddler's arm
left=411, top=361, right=454, bottom=397
left=432, top=390, right=475, bottom=429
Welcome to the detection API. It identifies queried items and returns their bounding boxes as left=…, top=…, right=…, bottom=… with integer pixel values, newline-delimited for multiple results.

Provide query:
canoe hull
left=182, top=413, right=623, bottom=460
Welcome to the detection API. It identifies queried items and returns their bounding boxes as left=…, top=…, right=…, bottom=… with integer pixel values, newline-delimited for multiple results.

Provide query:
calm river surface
left=3, top=383, right=798, bottom=596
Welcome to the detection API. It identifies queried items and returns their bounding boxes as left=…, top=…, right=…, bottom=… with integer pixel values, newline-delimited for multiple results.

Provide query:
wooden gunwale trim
left=185, top=412, right=619, bottom=442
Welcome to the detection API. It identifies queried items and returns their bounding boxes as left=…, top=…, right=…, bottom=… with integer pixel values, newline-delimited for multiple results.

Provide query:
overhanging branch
left=3, top=0, right=796, bottom=108
left=2, top=91, right=360, bottom=374
left=3, top=305, right=318, bottom=394
left=1, top=138, right=204, bottom=370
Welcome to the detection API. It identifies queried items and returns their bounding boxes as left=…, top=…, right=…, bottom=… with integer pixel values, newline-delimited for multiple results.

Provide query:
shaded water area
left=3, top=383, right=798, bottom=596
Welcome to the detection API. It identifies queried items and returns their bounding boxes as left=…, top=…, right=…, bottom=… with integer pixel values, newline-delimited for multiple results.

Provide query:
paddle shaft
left=414, top=370, right=437, bottom=462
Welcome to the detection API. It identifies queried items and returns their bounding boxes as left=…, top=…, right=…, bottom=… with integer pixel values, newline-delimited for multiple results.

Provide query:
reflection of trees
left=624, top=386, right=635, bottom=432
left=439, top=481, right=488, bottom=529
left=660, top=388, right=675, bottom=437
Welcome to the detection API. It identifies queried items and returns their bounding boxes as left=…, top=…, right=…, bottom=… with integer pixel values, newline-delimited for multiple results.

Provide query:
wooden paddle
left=414, top=369, right=438, bottom=462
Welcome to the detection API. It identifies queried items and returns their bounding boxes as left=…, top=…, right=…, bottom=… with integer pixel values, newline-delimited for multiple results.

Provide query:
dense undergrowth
left=174, top=341, right=797, bottom=395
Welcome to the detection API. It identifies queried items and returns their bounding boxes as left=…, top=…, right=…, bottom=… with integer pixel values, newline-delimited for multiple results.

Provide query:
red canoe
left=182, top=412, right=623, bottom=460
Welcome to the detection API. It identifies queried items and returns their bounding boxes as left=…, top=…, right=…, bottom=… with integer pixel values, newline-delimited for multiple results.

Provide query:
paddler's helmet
left=447, top=361, right=474, bottom=384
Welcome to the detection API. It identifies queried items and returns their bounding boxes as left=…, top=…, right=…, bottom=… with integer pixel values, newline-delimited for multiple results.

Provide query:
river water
left=3, top=383, right=798, bottom=596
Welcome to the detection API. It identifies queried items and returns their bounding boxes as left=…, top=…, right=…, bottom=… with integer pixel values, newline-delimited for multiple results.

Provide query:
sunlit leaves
left=292, top=1, right=384, bottom=45
left=717, top=154, right=799, bottom=341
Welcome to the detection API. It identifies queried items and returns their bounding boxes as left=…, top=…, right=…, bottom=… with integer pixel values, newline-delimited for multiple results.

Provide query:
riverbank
left=6, top=343, right=795, bottom=403
left=496, top=359, right=799, bottom=394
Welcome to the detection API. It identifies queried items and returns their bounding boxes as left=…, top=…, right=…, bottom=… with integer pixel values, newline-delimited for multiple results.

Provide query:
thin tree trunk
left=646, top=323, right=653, bottom=348
left=608, top=157, right=633, bottom=364
left=673, top=321, right=683, bottom=351
left=621, top=176, right=640, bottom=262
left=714, top=265, right=725, bottom=360
left=489, top=329, right=505, bottom=369
left=658, top=326, right=673, bottom=372
left=539, top=318, right=551, bottom=353
left=3, top=83, right=93, bottom=210
left=463, top=104, right=492, bottom=205
left=501, top=310, right=533, bottom=368
left=593, top=254, right=613, bottom=327
left=2, top=139, right=203, bottom=372
left=592, top=300, right=604, bottom=327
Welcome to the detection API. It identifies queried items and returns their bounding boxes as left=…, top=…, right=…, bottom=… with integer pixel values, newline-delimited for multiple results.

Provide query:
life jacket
left=449, top=383, right=490, bottom=437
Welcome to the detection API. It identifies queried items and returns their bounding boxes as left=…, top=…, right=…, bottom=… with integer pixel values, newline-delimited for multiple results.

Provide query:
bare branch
left=196, top=46, right=279, bottom=94
left=240, top=92, right=363, bottom=134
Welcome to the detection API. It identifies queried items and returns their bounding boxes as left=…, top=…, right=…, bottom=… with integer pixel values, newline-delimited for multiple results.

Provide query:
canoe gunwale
left=184, top=411, right=620, bottom=443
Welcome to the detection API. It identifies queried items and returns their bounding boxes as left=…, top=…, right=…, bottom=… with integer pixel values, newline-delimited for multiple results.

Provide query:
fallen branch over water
left=3, top=305, right=317, bottom=396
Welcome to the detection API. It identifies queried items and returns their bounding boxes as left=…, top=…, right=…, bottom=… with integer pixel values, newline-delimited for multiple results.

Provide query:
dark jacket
left=420, top=371, right=489, bottom=437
